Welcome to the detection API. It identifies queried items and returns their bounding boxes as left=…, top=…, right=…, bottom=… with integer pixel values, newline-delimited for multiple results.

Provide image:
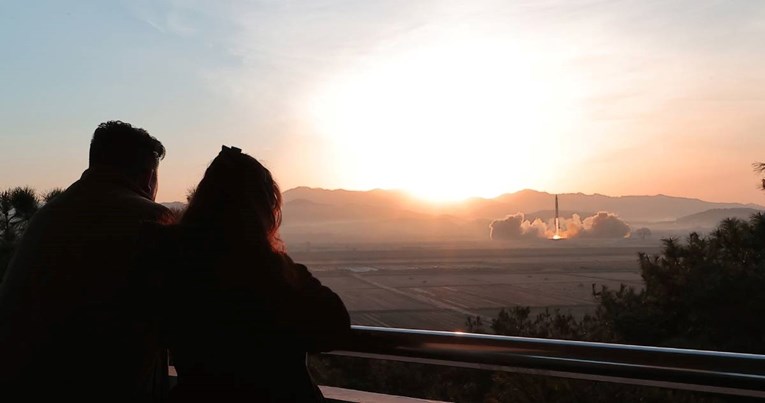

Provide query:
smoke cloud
left=582, top=211, right=631, bottom=238
left=490, top=211, right=631, bottom=240
left=490, top=213, right=532, bottom=240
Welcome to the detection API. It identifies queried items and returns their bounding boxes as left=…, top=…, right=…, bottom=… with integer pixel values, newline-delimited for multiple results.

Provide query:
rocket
left=555, top=194, right=559, bottom=221
left=554, top=195, right=560, bottom=237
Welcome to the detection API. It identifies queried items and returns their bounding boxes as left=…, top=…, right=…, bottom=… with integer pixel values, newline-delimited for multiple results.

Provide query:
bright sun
left=308, top=36, right=575, bottom=202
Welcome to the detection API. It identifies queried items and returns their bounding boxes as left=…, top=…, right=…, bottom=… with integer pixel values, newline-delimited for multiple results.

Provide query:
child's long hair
left=180, top=146, right=284, bottom=254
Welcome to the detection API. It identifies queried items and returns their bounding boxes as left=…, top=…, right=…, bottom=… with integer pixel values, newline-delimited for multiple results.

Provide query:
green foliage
left=600, top=215, right=765, bottom=353
left=460, top=307, right=739, bottom=402
left=8, top=186, right=39, bottom=221
left=42, top=188, right=64, bottom=204
left=474, top=306, right=609, bottom=341
left=477, top=214, right=765, bottom=354
left=0, top=186, right=56, bottom=282
left=753, top=162, right=765, bottom=191
left=634, top=227, right=652, bottom=239
left=1, top=187, right=40, bottom=243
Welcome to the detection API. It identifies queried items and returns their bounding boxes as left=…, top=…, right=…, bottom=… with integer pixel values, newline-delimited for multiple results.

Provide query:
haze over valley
left=231, top=187, right=765, bottom=245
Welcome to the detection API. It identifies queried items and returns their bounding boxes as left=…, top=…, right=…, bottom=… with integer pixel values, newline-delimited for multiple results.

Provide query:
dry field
left=290, top=242, right=660, bottom=331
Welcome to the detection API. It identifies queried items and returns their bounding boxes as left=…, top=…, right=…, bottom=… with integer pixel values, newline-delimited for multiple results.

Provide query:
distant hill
left=283, top=198, right=426, bottom=222
left=161, top=188, right=765, bottom=243
left=282, top=187, right=764, bottom=222
left=277, top=187, right=765, bottom=243
left=284, top=187, right=416, bottom=209
left=675, top=208, right=764, bottom=228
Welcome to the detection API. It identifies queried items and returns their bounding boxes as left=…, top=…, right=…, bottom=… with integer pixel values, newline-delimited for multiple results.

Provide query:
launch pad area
left=297, top=243, right=656, bottom=331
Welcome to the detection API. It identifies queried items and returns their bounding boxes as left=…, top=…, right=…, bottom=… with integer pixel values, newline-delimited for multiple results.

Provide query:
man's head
left=89, top=121, right=165, bottom=200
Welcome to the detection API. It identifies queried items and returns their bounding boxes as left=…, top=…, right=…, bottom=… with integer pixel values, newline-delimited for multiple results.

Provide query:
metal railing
left=329, top=325, right=765, bottom=398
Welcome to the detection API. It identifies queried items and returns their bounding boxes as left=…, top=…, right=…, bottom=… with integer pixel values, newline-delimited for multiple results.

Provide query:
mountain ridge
left=163, top=188, right=765, bottom=243
left=281, top=187, right=764, bottom=222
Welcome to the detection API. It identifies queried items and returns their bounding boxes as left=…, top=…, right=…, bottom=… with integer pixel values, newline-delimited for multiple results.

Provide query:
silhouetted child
left=139, top=146, right=350, bottom=402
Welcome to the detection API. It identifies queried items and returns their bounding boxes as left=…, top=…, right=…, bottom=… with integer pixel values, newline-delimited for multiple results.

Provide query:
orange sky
left=2, top=1, right=765, bottom=204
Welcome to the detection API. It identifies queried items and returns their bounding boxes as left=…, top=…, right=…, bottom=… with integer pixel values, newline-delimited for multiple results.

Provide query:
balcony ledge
left=320, top=386, right=449, bottom=403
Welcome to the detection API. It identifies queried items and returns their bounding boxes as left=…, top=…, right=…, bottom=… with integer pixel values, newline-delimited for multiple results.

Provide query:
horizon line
left=158, top=186, right=765, bottom=207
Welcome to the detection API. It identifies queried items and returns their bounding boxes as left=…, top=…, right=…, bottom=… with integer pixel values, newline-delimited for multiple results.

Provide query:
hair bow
left=221, top=145, right=242, bottom=155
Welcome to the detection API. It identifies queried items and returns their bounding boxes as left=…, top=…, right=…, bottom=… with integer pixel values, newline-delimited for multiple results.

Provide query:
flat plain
left=289, top=241, right=660, bottom=331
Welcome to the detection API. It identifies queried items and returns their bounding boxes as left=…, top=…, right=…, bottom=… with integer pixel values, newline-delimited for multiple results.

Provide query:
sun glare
left=308, top=36, right=577, bottom=202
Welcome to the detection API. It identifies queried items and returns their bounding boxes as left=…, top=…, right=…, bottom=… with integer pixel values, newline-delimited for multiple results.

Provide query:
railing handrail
left=330, top=325, right=765, bottom=398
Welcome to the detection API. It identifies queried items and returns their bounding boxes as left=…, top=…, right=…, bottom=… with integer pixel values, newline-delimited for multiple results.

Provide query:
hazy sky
left=2, top=0, right=765, bottom=203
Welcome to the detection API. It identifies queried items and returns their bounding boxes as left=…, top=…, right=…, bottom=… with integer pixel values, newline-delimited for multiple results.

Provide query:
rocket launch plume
left=489, top=208, right=632, bottom=240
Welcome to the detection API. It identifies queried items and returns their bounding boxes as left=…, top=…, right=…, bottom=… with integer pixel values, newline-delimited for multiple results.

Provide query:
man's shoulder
left=34, top=179, right=174, bottom=226
left=124, top=194, right=174, bottom=222
left=73, top=181, right=173, bottom=222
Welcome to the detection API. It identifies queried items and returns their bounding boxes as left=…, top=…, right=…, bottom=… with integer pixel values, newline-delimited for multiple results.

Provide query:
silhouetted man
left=0, top=121, right=172, bottom=402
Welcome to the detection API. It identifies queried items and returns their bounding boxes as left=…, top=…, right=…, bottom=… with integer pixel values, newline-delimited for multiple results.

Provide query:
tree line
left=0, top=187, right=62, bottom=281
